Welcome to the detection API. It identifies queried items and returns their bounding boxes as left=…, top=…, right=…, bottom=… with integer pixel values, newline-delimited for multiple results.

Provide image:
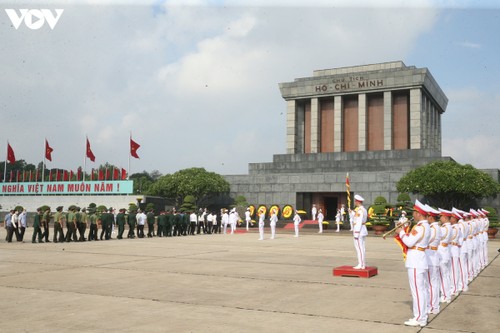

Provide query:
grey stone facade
left=223, top=61, right=499, bottom=215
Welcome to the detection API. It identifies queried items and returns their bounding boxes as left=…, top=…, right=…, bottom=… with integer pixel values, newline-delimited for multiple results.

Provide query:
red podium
left=333, top=266, right=378, bottom=278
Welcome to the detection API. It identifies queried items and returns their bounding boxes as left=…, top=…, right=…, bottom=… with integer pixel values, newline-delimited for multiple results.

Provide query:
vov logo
left=5, top=9, right=64, bottom=30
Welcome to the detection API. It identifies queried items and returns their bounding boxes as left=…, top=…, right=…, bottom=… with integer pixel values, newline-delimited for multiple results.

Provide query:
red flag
left=64, top=170, right=69, bottom=181
left=7, top=143, right=16, bottom=164
left=90, top=168, right=94, bottom=181
left=70, top=170, right=74, bottom=180
left=77, top=168, right=82, bottom=181
left=130, top=138, right=140, bottom=159
left=121, top=168, right=127, bottom=180
left=105, top=168, right=110, bottom=180
left=98, top=169, right=104, bottom=180
left=56, top=170, right=61, bottom=182
left=16, top=170, right=20, bottom=182
left=9, top=170, right=13, bottom=182
left=86, top=138, right=95, bottom=162
left=29, top=170, right=33, bottom=182
left=49, top=170, right=53, bottom=181
left=45, top=139, right=54, bottom=161
left=113, top=167, right=119, bottom=180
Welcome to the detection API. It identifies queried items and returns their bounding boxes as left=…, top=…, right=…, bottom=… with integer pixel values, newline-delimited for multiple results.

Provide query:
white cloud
left=456, top=41, right=481, bottom=48
left=0, top=3, right=441, bottom=175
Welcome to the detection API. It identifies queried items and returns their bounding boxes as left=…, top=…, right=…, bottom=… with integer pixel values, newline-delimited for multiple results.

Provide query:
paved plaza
left=0, top=228, right=498, bottom=333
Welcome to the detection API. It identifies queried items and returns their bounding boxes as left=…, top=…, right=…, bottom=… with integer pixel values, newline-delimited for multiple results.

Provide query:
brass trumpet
left=382, top=218, right=412, bottom=239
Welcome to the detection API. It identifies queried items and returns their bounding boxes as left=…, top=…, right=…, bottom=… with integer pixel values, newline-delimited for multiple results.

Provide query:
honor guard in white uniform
left=258, top=210, right=265, bottom=240
left=245, top=208, right=251, bottom=231
left=352, top=194, right=368, bottom=269
left=317, top=209, right=324, bottom=234
left=293, top=210, right=301, bottom=237
left=311, top=204, right=317, bottom=221
left=269, top=209, right=278, bottom=239
left=438, top=208, right=453, bottom=304
left=424, top=205, right=441, bottom=315
left=397, top=199, right=430, bottom=327
left=450, top=208, right=464, bottom=296
left=456, top=210, right=469, bottom=293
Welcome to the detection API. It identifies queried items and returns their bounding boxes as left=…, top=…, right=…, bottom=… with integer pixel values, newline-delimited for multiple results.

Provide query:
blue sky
left=0, top=0, right=499, bottom=176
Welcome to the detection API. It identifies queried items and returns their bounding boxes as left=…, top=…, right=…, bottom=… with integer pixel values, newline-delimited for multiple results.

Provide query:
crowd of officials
left=3, top=205, right=243, bottom=243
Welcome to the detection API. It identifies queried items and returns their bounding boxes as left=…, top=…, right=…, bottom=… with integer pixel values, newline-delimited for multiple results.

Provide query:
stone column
left=334, top=96, right=343, bottom=152
left=383, top=91, right=392, bottom=150
left=286, top=100, right=297, bottom=154
left=310, top=98, right=320, bottom=153
left=410, top=89, right=422, bottom=149
left=358, top=93, right=367, bottom=151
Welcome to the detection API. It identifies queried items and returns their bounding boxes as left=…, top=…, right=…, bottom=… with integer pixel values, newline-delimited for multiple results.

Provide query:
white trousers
left=294, top=223, right=299, bottom=237
left=223, top=222, right=228, bottom=234
left=427, top=265, right=440, bottom=313
left=450, top=256, right=460, bottom=295
left=439, top=260, right=451, bottom=301
left=270, top=222, right=276, bottom=239
left=318, top=221, right=323, bottom=233
left=459, top=254, right=468, bottom=291
left=408, top=268, right=428, bottom=324
left=246, top=219, right=250, bottom=231
left=258, top=222, right=264, bottom=240
left=230, top=223, right=235, bottom=234
left=353, top=236, right=366, bottom=267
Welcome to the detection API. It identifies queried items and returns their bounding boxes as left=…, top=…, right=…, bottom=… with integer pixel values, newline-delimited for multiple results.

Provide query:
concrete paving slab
left=0, top=229, right=498, bottom=333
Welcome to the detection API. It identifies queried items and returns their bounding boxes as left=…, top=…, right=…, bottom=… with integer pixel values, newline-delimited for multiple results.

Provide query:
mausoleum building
left=224, top=61, right=498, bottom=220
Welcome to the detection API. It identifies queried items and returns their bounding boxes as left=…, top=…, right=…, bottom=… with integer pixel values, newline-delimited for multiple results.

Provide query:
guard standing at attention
left=116, top=208, right=127, bottom=239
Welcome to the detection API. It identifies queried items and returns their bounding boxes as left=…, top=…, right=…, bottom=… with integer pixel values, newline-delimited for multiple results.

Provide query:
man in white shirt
left=136, top=209, right=147, bottom=238
left=258, top=210, right=265, bottom=240
left=293, top=210, right=301, bottom=237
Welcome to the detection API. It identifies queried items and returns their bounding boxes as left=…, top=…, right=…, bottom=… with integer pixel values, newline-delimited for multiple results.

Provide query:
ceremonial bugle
left=382, top=218, right=412, bottom=239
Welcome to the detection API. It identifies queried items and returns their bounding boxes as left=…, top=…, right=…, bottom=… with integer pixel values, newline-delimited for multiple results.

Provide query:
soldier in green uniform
left=127, top=209, right=137, bottom=238
left=116, top=208, right=126, bottom=239
left=88, top=208, right=98, bottom=241
left=172, top=211, right=180, bottom=236
left=147, top=209, right=156, bottom=237
left=157, top=211, right=166, bottom=237
left=65, top=206, right=78, bottom=242
left=42, top=206, right=52, bottom=242
left=99, top=206, right=108, bottom=240
left=76, top=207, right=87, bottom=241
left=31, top=207, right=44, bottom=243
left=53, top=206, right=65, bottom=243
left=165, top=210, right=173, bottom=237
left=105, top=208, right=114, bottom=240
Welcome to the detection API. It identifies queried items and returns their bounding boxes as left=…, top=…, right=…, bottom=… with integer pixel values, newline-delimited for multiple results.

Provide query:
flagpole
left=83, top=135, right=87, bottom=182
left=4, top=142, right=8, bottom=183
left=42, top=138, right=46, bottom=183
left=346, top=172, right=351, bottom=210
left=128, top=132, right=131, bottom=180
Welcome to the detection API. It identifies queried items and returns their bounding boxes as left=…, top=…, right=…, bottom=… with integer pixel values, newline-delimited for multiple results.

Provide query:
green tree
left=396, top=160, right=500, bottom=209
left=149, top=167, right=230, bottom=207
left=129, top=171, right=154, bottom=194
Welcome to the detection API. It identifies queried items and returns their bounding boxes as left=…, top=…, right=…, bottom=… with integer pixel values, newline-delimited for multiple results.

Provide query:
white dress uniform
left=425, top=218, right=441, bottom=314
left=229, top=211, right=237, bottom=234
left=269, top=211, right=278, bottom=239
left=352, top=195, right=368, bottom=269
left=437, top=209, right=452, bottom=303
left=399, top=204, right=431, bottom=327
left=335, top=210, right=341, bottom=232
left=317, top=211, right=324, bottom=234
left=293, top=212, right=301, bottom=237
left=245, top=210, right=251, bottom=231
left=311, top=205, right=317, bottom=221
left=457, top=218, right=469, bottom=292
left=449, top=209, right=464, bottom=296
left=222, top=211, right=229, bottom=234
left=258, top=212, right=265, bottom=240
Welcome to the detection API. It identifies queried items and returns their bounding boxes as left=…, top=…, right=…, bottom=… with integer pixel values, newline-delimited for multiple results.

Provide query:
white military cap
left=354, top=194, right=364, bottom=202
left=413, top=199, right=428, bottom=216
